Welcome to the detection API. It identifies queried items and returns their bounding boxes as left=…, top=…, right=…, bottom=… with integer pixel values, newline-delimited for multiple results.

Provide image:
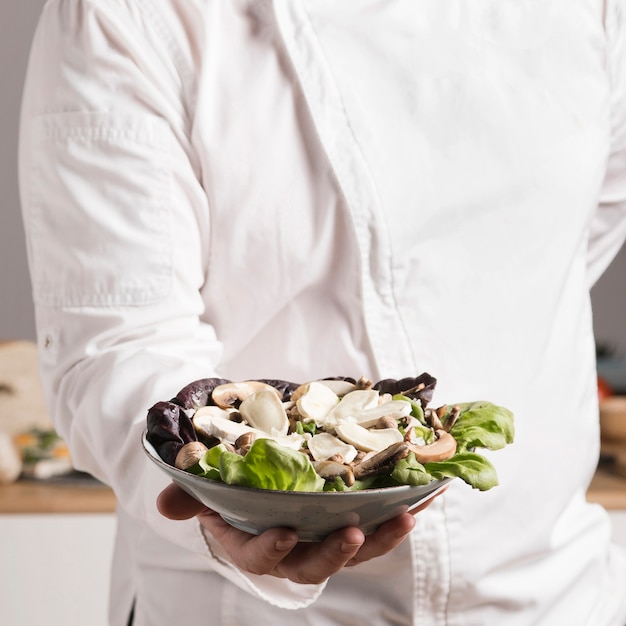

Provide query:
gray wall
left=1, top=0, right=45, bottom=341
left=1, top=2, right=625, bottom=355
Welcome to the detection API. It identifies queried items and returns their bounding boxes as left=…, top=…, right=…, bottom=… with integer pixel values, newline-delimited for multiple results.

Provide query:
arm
left=18, top=0, right=328, bottom=608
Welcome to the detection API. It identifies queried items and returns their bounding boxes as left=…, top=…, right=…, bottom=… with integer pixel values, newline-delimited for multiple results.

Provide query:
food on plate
left=146, top=373, right=514, bottom=493
left=14, top=428, right=74, bottom=480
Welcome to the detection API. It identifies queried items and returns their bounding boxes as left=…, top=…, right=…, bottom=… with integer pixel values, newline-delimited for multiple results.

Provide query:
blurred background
left=1, top=2, right=625, bottom=625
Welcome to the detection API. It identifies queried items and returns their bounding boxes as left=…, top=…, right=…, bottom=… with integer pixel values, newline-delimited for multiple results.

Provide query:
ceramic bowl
left=142, top=432, right=451, bottom=541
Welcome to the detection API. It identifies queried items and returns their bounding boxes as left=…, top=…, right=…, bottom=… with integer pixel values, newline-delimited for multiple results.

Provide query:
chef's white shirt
left=19, top=1, right=626, bottom=624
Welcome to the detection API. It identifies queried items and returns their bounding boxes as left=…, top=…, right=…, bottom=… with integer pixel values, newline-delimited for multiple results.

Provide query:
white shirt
left=19, top=1, right=626, bottom=624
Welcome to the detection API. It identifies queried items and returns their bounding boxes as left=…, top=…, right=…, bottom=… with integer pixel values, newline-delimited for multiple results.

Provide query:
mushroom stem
left=352, top=441, right=410, bottom=479
left=443, top=405, right=461, bottom=431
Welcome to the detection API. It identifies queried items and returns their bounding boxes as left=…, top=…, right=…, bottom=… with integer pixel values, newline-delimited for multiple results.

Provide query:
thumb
left=157, top=482, right=208, bottom=520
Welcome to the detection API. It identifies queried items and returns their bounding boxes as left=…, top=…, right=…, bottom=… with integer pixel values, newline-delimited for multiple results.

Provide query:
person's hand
left=157, top=483, right=443, bottom=584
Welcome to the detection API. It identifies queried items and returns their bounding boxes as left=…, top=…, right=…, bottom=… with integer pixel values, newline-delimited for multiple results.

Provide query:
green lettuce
left=197, top=438, right=325, bottom=492
left=187, top=401, right=514, bottom=493
left=425, top=452, right=499, bottom=491
left=448, top=401, right=515, bottom=452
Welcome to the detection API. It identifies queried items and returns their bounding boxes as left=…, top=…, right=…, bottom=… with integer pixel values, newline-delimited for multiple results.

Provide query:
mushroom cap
left=211, top=381, right=283, bottom=409
left=174, top=441, right=209, bottom=470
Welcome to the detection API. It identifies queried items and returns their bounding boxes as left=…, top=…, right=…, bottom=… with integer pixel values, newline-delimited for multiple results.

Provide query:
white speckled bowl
left=143, top=432, right=451, bottom=541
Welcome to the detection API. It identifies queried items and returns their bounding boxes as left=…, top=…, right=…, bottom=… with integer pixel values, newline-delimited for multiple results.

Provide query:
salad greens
left=185, top=399, right=514, bottom=492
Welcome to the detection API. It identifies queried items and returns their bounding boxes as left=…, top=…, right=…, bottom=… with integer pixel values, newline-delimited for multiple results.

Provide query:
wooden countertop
left=0, top=479, right=116, bottom=514
left=0, top=464, right=625, bottom=514
left=588, top=467, right=626, bottom=510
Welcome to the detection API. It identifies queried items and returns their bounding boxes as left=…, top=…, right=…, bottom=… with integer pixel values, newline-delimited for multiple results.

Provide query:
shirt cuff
left=199, top=523, right=327, bottom=610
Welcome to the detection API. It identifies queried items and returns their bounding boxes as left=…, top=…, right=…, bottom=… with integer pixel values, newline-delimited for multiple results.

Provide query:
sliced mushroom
left=307, top=432, right=358, bottom=463
left=234, top=431, right=257, bottom=455
left=334, top=421, right=404, bottom=452
left=174, top=441, right=209, bottom=470
left=352, top=441, right=410, bottom=479
left=349, top=399, right=412, bottom=428
left=442, top=405, right=461, bottom=431
left=291, top=379, right=357, bottom=403
left=295, top=382, right=339, bottom=423
left=326, top=389, right=380, bottom=424
left=407, top=430, right=457, bottom=463
left=193, top=412, right=263, bottom=445
left=374, top=416, right=398, bottom=430
left=239, top=390, right=289, bottom=435
left=312, top=460, right=355, bottom=486
left=211, top=381, right=282, bottom=409
left=424, top=408, right=444, bottom=431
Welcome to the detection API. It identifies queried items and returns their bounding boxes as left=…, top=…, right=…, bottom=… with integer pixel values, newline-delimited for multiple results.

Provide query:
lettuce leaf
left=197, top=438, right=326, bottom=492
left=425, top=451, right=499, bottom=491
left=390, top=453, right=433, bottom=486
left=448, top=401, right=514, bottom=452
left=187, top=401, right=514, bottom=493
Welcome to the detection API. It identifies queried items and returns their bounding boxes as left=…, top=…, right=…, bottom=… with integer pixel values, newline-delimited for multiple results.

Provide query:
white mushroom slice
left=268, top=430, right=307, bottom=451
left=239, top=390, right=289, bottom=436
left=323, top=389, right=381, bottom=427
left=308, top=432, right=358, bottom=463
left=192, top=405, right=234, bottom=439
left=348, top=399, right=413, bottom=428
left=212, top=381, right=282, bottom=409
left=194, top=413, right=262, bottom=444
left=291, top=379, right=356, bottom=403
left=193, top=405, right=232, bottom=421
left=333, top=389, right=380, bottom=421
left=296, top=382, right=339, bottom=423
left=334, top=422, right=404, bottom=453
left=316, top=379, right=358, bottom=397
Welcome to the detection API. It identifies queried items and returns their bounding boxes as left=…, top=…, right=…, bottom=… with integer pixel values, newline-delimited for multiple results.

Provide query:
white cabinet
left=1, top=509, right=625, bottom=626
left=0, top=514, right=116, bottom=626
left=609, top=511, right=626, bottom=548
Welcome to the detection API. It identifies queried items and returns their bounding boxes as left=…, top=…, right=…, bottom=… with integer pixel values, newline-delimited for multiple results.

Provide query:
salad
left=145, top=373, right=514, bottom=492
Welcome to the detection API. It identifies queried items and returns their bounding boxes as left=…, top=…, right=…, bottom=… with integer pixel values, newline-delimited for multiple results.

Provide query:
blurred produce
left=0, top=340, right=75, bottom=482
left=0, top=431, right=22, bottom=484
left=14, top=428, right=73, bottom=480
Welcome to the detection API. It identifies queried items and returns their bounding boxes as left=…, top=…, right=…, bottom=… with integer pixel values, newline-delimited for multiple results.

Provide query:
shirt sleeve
left=18, top=0, right=324, bottom=609
left=587, top=0, right=626, bottom=285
